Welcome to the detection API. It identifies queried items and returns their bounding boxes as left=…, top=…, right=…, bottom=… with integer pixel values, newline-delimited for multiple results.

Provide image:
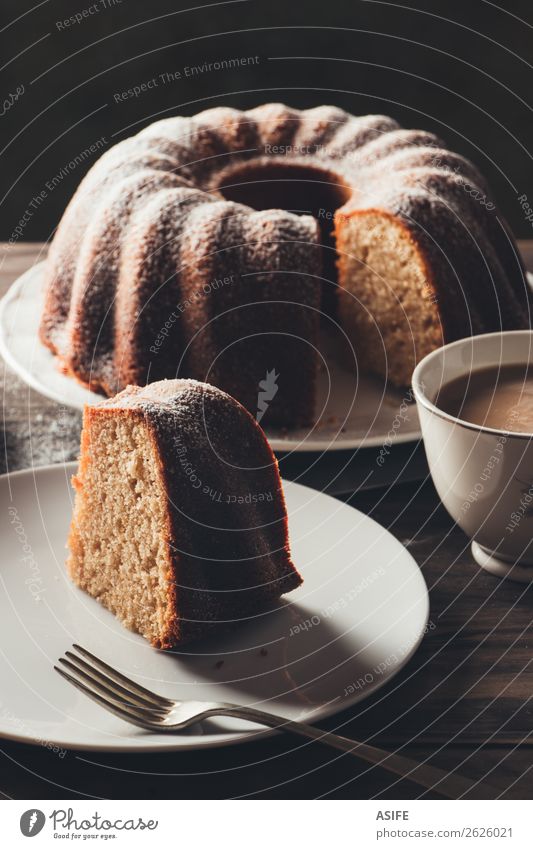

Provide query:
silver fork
left=56, top=644, right=497, bottom=800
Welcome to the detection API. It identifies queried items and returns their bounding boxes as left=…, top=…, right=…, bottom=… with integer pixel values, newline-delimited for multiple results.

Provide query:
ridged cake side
left=40, top=103, right=531, bottom=412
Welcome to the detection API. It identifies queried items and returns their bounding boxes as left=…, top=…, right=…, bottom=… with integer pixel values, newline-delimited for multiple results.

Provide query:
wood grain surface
left=1, top=242, right=533, bottom=800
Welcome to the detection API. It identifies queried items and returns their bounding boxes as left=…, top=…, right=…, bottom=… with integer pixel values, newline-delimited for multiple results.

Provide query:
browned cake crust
left=40, top=104, right=531, bottom=415
left=68, top=379, right=302, bottom=648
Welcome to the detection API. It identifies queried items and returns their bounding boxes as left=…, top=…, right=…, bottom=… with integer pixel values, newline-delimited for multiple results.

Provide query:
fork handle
left=214, top=706, right=496, bottom=799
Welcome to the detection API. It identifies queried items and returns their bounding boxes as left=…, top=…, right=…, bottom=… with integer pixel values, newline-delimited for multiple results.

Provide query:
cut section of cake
left=67, top=379, right=302, bottom=648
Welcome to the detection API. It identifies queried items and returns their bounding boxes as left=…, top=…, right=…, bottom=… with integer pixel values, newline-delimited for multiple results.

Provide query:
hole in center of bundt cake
left=215, top=161, right=351, bottom=306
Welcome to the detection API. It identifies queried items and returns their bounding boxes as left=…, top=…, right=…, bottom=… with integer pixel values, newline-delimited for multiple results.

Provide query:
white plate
left=0, top=262, right=421, bottom=452
left=0, top=463, right=428, bottom=753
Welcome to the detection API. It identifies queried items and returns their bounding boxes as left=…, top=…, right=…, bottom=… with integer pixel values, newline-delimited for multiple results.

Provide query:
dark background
left=1, top=0, right=532, bottom=242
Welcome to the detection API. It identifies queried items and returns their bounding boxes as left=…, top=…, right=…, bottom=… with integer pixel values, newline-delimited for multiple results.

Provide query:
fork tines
left=55, top=644, right=172, bottom=730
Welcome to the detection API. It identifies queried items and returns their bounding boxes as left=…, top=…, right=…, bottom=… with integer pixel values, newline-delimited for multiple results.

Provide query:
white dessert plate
left=0, top=262, right=421, bottom=452
left=0, top=462, right=428, bottom=753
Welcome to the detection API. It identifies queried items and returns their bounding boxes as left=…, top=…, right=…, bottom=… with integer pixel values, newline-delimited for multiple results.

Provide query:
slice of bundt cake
left=67, top=379, right=302, bottom=648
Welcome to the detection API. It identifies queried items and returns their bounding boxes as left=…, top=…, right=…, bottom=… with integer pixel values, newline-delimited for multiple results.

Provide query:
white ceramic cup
left=412, top=330, right=533, bottom=583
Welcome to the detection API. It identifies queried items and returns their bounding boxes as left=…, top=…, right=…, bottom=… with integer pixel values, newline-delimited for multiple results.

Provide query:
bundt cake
left=67, top=378, right=302, bottom=648
left=40, top=103, right=531, bottom=426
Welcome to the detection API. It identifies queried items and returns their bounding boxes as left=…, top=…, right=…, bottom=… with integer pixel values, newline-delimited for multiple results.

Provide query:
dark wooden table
left=2, top=242, right=533, bottom=800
